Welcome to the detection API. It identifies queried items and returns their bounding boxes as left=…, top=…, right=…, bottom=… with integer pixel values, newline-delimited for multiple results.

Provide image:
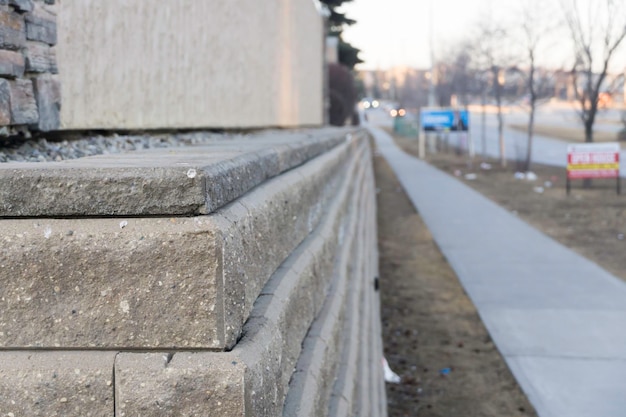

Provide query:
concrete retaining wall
left=56, top=0, right=324, bottom=130
left=0, top=127, right=386, bottom=416
left=0, top=0, right=324, bottom=135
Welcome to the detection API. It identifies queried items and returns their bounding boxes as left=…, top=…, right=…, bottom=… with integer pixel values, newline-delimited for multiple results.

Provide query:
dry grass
left=508, top=123, right=619, bottom=143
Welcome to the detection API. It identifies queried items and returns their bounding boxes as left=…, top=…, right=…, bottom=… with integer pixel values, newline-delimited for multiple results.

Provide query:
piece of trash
left=480, top=162, right=492, bottom=170
left=544, top=181, right=553, bottom=188
left=514, top=172, right=525, bottom=180
left=525, top=172, right=538, bottom=181
left=186, top=168, right=197, bottom=179
left=618, top=233, right=624, bottom=241
left=464, top=173, right=477, bottom=180
left=439, top=367, right=452, bottom=376
left=119, top=221, right=128, bottom=229
left=453, top=169, right=462, bottom=177
left=383, top=357, right=401, bottom=384
left=533, top=186, right=544, bottom=194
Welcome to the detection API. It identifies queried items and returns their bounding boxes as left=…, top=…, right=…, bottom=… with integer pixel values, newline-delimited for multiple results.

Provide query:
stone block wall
left=0, top=127, right=386, bottom=416
left=0, top=0, right=59, bottom=135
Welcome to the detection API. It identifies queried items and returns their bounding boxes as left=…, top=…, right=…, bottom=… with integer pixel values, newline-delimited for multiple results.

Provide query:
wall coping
left=0, top=127, right=360, bottom=217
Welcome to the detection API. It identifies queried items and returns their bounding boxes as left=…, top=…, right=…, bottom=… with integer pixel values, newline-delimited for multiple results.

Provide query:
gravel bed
left=0, top=132, right=245, bottom=163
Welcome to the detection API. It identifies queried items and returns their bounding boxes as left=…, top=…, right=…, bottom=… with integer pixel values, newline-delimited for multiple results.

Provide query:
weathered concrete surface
left=115, top=352, right=245, bottom=417
left=283, top=160, right=368, bottom=417
left=57, top=0, right=323, bottom=130
left=113, top=148, right=367, bottom=416
left=354, top=166, right=386, bottom=417
left=0, top=128, right=352, bottom=217
left=0, top=132, right=365, bottom=349
left=0, top=129, right=386, bottom=415
left=0, top=351, right=116, bottom=416
left=286, top=152, right=386, bottom=417
left=235, top=147, right=367, bottom=417
left=327, top=235, right=365, bottom=416
left=218, top=137, right=365, bottom=347
left=0, top=217, right=222, bottom=348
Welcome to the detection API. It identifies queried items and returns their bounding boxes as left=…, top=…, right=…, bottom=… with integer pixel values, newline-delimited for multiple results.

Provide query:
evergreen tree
left=319, top=0, right=363, bottom=69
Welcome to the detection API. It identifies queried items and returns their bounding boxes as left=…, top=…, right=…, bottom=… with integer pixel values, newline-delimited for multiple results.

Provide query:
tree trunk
left=525, top=104, right=535, bottom=172
left=583, top=120, right=593, bottom=187
left=584, top=120, right=593, bottom=143
left=481, top=90, right=487, bottom=159
left=493, top=67, right=506, bottom=167
left=497, top=97, right=505, bottom=167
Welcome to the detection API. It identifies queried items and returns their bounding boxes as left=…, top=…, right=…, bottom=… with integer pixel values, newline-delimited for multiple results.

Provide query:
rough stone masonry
left=0, top=0, right=59, bottom=135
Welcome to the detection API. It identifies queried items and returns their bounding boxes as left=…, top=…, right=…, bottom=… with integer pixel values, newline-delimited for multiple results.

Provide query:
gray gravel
left=0, top=132, right=246, bottom=163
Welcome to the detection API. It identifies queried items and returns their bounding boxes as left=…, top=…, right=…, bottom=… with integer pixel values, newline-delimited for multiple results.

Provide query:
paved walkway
left=370, top=126, right=626, bottom=417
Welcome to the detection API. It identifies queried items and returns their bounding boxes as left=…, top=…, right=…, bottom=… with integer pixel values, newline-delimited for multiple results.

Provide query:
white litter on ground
left=383, top=357, right=401, bottom=384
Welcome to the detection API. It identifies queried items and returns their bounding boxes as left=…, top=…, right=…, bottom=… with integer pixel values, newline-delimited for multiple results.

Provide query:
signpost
left=566, top=142, right=621, bottom=194
left=420, top=108, right=469, bottom=131
left=419, top=108, right=470, bottom=156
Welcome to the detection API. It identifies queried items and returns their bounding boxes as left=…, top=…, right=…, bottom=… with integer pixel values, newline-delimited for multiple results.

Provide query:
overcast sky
left=341, top=0, right=626, bottom=72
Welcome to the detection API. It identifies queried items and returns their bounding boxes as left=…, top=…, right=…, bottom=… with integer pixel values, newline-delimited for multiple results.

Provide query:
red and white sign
left=567, top=143, right=620, bottom=179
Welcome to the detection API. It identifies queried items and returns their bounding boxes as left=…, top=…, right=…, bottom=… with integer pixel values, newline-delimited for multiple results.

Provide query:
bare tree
left=450, top=44, right=474, bottom=107
left=561, top=0, right=626, bottom=142
left=434, top=42, right=475, bottom=107
left=519, top=0, right=558, bottom=171
left=474, top=13, right=510, bottom=167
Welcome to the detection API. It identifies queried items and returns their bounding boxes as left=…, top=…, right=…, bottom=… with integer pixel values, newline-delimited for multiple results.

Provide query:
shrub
left=328, top=63, right=357, bottom=126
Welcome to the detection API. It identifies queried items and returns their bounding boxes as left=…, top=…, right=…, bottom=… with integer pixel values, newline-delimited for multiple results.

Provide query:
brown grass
left=507, top=123, right=619, bottom=143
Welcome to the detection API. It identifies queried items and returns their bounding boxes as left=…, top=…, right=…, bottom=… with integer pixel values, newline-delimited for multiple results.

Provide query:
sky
left=340, top=0, right=626, bottom=72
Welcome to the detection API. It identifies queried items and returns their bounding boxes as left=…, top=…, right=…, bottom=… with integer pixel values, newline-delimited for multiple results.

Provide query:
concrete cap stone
left=0, top=128, right=356, bottom=217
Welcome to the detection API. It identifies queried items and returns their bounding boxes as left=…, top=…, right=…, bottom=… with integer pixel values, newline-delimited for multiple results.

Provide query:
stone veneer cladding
left=0, top=0, right=59, bottom=135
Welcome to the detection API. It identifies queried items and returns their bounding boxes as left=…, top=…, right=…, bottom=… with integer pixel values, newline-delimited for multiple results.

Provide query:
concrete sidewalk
left=370, top=126, right=626, bottom=417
